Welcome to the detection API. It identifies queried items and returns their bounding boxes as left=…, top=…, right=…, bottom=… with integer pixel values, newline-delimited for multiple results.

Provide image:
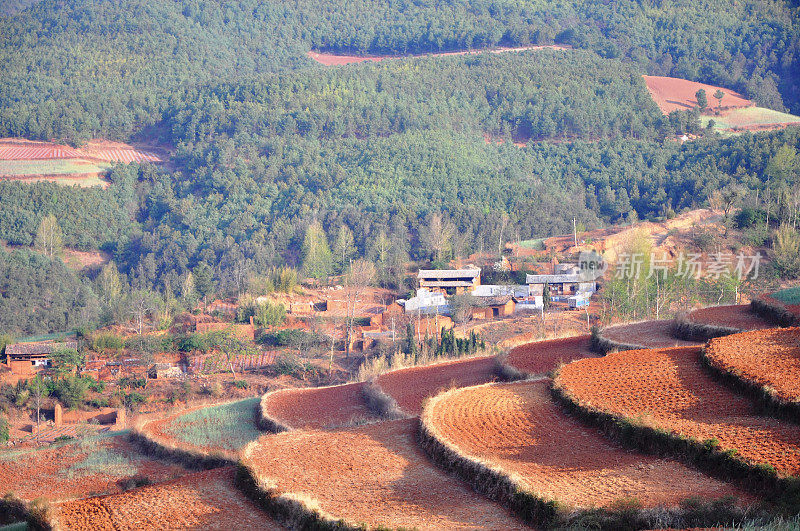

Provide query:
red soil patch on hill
left=688, top=304, right=772, bottom=331
left=260, top=382, right=378, bottom=429
left=0, top=434, right=187, bottom=503
left=308, top=44, right=569, bottom=66
left=241, top=418, right=524, bottom=529
left=424, top=380, right=750, bottom=508
left=602, top=319, right=700, bottom=349
left=0, top=138, right=164, bottom=164
left=376, top=356, right=499, bottom=416
left=506, top=335, right=595, bottom=375
left=55, top=467, right=278, bottom=530
left=706, top=328, right=800, bottom=404
left=643, top=76, right=752, bottom=115
left=557, top=347, right=800, bottom=475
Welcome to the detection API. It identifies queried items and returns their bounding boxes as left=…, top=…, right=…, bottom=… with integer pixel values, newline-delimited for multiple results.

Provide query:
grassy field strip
left=0, top=159, right=111, bottom=176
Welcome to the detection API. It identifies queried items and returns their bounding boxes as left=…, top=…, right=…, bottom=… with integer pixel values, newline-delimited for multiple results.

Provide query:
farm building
left=470, top=295, right=516, bottom=320
left=5, top=340, right=78, bottom=376
left=418, top=268, right=480, bottom=294
left=526, top=273, right=596, bottom=296
left=472, top=284, right=529, bottom=298
left=402, top=288, right=448, bottom=314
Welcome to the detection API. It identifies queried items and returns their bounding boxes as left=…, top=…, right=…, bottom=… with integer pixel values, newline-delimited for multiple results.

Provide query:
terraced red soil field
left=241, top=418, right=524, bottom=529
left=706, top=328, right=800, bottom=404
left=0, top=139, right=161, bottom=163
left=424, top=380, right=750, bottom=508
left=557, top=347, right=800, bottom=475
left=375, top=356, right=499, bottom=415
left=0, top=433, right=187, bottom=502
left=260, top=382, right=378, bottom=429
left=56, top=466, right=279, bottom=529
left=505, top=335, right=595, bottom=375
left=688, top=305, right=772, bottom=331
left=602, top=319, right=700, bottom=349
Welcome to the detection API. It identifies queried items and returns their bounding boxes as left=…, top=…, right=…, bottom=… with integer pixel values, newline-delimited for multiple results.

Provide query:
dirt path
left=308, top=44, right=569, bottom=65
left=424, top=380, right=751, bottom=508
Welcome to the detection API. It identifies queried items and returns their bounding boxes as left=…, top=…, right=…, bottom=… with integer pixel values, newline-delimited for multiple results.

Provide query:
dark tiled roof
left=6, top=340, right=78, bottom=357
left=418, top=269, right=481, bottom=280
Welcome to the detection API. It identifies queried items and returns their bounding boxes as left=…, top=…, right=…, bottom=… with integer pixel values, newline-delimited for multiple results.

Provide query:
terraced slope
left=556, top=347, right=800, bottom=475
left=505, top=335, right=595, bottom=375
left=260, top=382, right=378, bottom=430
left=56, top=467, right=280, bottom=529
left=375, top=356, right=499, bottom=415
left=240, top=418, right=524, bottom=529
left=687, top=305, right=772, bottom=331
left=602, top=319, right=700, bottom=349
left=423, top=380, right=749, bottom=508
left=705, top=328, right=800, bottom=406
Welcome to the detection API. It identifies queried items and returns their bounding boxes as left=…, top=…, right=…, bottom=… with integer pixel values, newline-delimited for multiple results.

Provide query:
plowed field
left=642, top=76, right=751, bottom=114
left=706, top=328, right=800, bottom=404
left=241, top=419, right=524, bottom=529
left=506, top=335, right=595, bottom=375
left=0, top=433, right=186, bottom=502
left=556, top=347, right=800, bottom=475
left=56, top=466, right=279, bottom=529
left=260, top=382, right=377, bottom=429
left=688, top=305, right=772, bottom=331
left=424, top=380, right=749, bottom=508
left=375, top=356, right=499, bottom=415
left=602, top=319, right=700, bottom=349
left=0, top=140, right=161, bottom=163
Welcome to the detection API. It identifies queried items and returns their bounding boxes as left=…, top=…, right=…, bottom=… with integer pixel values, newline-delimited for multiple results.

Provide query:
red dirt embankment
left=602, top=319, right=700, bottom=349
left=424, top=380, right=750, bottom=508
left=375, top=356, right=499, bottom=416
left=308, top=44, right=569, bottom=66
left=705, top=328, right=800, bottom=404
left=506, top=335, right=595, bottom=375
left=688, top=304, right=772, bottom=331
left=241, top=419, right=524, bottom=529
left=56, top=467, right=280, bottom=530
left=557, top=347, right=800, bottom=475
left=260, top=382, right=378, bottom=429
left=643, top=76, right=752, bottom=114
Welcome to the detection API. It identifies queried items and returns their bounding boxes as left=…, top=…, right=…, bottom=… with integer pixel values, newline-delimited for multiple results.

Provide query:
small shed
left=471, top=295, right=516, bottom=320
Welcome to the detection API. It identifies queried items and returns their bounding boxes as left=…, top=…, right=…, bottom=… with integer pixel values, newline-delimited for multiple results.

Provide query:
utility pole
left=573, top=217, right=578, bottom=248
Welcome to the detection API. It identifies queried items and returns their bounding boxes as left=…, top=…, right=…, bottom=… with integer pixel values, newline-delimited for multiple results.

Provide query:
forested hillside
left=0, top=0, right=797, bottom=145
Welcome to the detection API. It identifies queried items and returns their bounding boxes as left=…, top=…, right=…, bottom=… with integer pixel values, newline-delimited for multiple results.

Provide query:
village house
left=5, top=340, right=79, bottom=376
left=470, top=295, right=516, bottom=320
left=526, top=263, right=597, bottom=297
left=417, top=268, right=481, bottom=294
left=401, top=288, right=448, bottom=314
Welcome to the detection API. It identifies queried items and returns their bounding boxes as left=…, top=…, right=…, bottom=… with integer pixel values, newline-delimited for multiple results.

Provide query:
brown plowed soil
left=603, top=319, right=700, bottom=349
left=642, top=76, right=752, bottom=114
left=424, top=380, right=750, bottom=508
left=506, top=335, right=596, bottom=375
left=557, top=347, right=800, bottom=475
left=0, top=434, right=187, bottom=503
left=706, top=328, right=800, bottom=404
left=375, top=356, right=499, bottom=415
left=688, top=305, right=772, bottom=331
left=261, top=382, right=378, bottom=429
left=56, top=467, right=279, bottom=529
left=242, top=419, right=524, bottom=529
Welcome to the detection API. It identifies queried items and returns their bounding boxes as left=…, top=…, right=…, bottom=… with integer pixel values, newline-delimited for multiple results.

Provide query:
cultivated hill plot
left=602, top=319, right=700, bottom=349
left=56, top=467, right=280, bottom=530
left=375, top=356, right=500, bottom=415
left=643, top=76, right=752, bottom=114
left=505, top=335, right=595, bottom=375
left=705, top=328, right=800, bottom=405
left=557, top=347, right=800, bottom=475
left=260, top=382, right=378, bottom=430
left=423, top=380, right=749, bottom=508
left=687, top=304, right=773, bottom=332
left=241, top=418, right=525, bottom=529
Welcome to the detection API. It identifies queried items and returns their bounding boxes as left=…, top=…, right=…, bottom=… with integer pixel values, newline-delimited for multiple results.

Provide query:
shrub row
left=0, top=494, right=52, bottom=531
left=672, top=316, right=740, bottom=342
left=492, top=351, right=527, bottom=381
left=550, top=378, right=800, bottom=513
left=236, top=446, right=355, bottom=530
left=590, top=325, right=642, bottom=354
left=361, top=380, right=408, bottom=420
left=751, top=299, right=800, bottom=328
left=256, top=391, right=292, bottom=433
left=700, top=346, right=800, bottom=424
